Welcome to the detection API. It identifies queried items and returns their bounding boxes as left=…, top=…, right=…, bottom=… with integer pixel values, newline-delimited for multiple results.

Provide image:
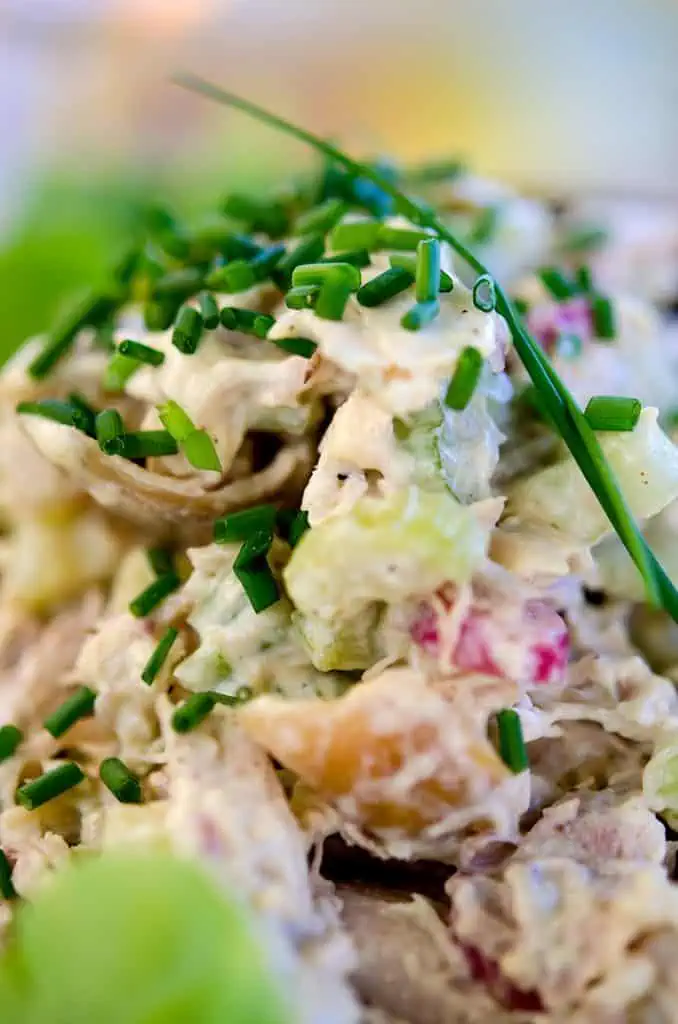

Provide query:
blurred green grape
left=0, top=851, right=290, bottom=1024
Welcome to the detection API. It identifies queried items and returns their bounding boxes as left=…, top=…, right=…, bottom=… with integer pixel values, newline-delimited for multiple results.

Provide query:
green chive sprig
left=538, top=267, right=577, bottom=301
left=496, top=709, right=528, bottom=773
left=233, top=530, right=279, bottom=613
left=28, top=289, right=124, bottom=380
left=197, top=292, right=220, bottom=329
left=292, top=261, right=361, bottom=291
left=269, top=335, right=317, bottom=358
left=147, top=547, right=175, bottom=577
left=357, top=267, right=413, bottom=307
left=445, top=347, right=484, bottom=410
left=17, top=762, right=85, bottom=810
left=172, top=305, right=204, bottom=354
left=390, top=254, right=453, bottom=292
left=295, top=198, right=348, bottom=236
left=43, top=687, right=96, bottom=739
left=99, top=757, right=142, bottom=803
left=105, top=430, right=179, bottom=460
left=219, top=307, right=275, bottom=338
left=401, top=300, right=440, bottom=331
left=153, top=267, right=204, bottom=300
left=141, top=627, right=179, bottom=685
left=329, top=220, right=381, bottom=252
left=415, top=238, right=441, bottom=303
left=118, top=340, right=165, bottom=366
left=129, top=572, right=181, bottom=618
left=172, top=692, right=217, bottom=733
left=584, top=396, right=641, bottom=432
left=590, top=294, right=616, bottom=339
left=472, top=274, right=496, bottom=312
left=143, top=299, right=179, bottom=332
left=0, top=725, right=22, bottom=764
left=158, top=400, right=221, bottom=473
left=273, top=235, right=325, bottom=287
left=214, top=504, right=277, bottom=544
left=285, top=284, right=319, bottom=310
left=17, top=399, right=93, bottom=435
left=95, top=409, right=125, bottom=452
left=104, top=352, right=141, bottom=392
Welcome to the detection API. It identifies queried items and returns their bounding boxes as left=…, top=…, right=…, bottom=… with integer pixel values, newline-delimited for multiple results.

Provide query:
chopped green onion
left=378, top=226, right=433, bottom=251
left=214, top=504, right=277, bottom=544
left=95, top=409, right=125, bottom=451
left=99, top=757, right=142, bottom=804
left=141, top=627, right=179, bottom=685
left=0, top=850, right=17, bottom=900
left=291, top=261, right=361, bottom=291
left=415, top=238, right=441, bottom=303
left=104, top=353, right=141, bottom=392
left=0, top=725, right=22, bottom=764
left=118, top=339, right=165, bottom=366
left=219, top=307, right=275, bottom=338
left=389, top=254, right=453, bottom=292
left=269, top=335, right=317, bottom=358
left=129, top=572, right=181, bottom=618
left=555, top=333, right=583, bottom=360
left=472, top=274, right=496, bottom=312
left=222, top=194, right=288, bottom=237
left=287, top=509, right=310, bottom=548
left=17, top=762, right=85, bottom=810
left=496, top=709, right=528, bottom=773
left=143, top=299, right=179, bottom=332
left=205, top=260, right=256, bottom=293
left=559, top=225, right=607, bottom=254
left=28, top=289, right=123, bottom=380
left=105, top=430, right=179, bottom=460
left=273, top=235, right=325, bottom=287
left=145, top=204, right=189, bottom=260
left=400, top=299, right=440, bottom=331
left=153, top=268, right=204, bottom=299
left=574, top=265, right=593, bottom=293
left=538, top=267, right=577, bottom=301
left=295, top=199, right=348, bottom=236
left=147, top=547, right=174, bottom=577
left=197, top=291, right=220, bottom=329
left=17, top=399, right=92, bottom=434
left=249, top=243, right=286, bottom=281
left=158, top=399, right=195, bottom=442
left=43, top=686, right=96, bottom=739
left=314, top=278, right=353, bottom=321
left=285, top=285, right=319, bottom=310
left=444, top=347, right=484, bottom=410
left=584, top=395, right=641, bottom=432
left=468, top=205, right=501, bottom=245
left=356, top=267, right=413, bottom=307
left=172, top=305, right=204, bottom=355
left=67, top=393, right=97, bottom=437
left=329, top=220, right=381, bottom=252
left=233, top=531, right=279, bottom=613
left=590, top=294, right=616, bottom=339
left=172, top=692, right=217, bottom=734
left=319, top=248, right=371, bottom=268
left=183, top=430, right=221, bottom=472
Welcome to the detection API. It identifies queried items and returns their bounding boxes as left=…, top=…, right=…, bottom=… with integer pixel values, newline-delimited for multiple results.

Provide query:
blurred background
left=0, top=0, right=676, bottom=359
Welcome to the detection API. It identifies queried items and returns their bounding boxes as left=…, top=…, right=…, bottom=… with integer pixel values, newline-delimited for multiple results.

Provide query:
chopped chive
left=468, top=205, right=501, bottom=245
left=273, top=235, right=325, bottom=287
left=153, top=267, right=204, bottom=299
left=104, top=353, right=141, bottom=392
left=574, top=265, right=593, bottom=293
left=43, top=686, right=96, bottom=739
left=147, top=547, right=174, bottom=577
left=329, top=220, right=381, bottom=252
left=249, top=243, right=286, bottom=281
left=295, top=198, right=348, bottom=236
left=285, top=284, right=319, bottom=309
left=400, top=299, right=440, bottom=331
left=538, top=267, right=577, bottom=301
left=559, top=225, right=607, bottom=254
left=590, top=294, right=616, bottom=340
left=183, top=429, right=221, bottom=472
left=214, top=505, right=277, bottom=544
left=378, top=226, right=432, bottom=251
left=28, top=289, right=123, bottom=380
left=0, top=850, right=17, bottom=900
left=118, top=339, right=165, bottom=366
left=292, top=261, right=361, bottom=291
left=234, top=529, right=274, bottom=566
left=319, top=248, right=371, bottom=268
left=67, top=393, right=97, bottom=437
left=172, top=305, right=204, bottom=355
left=219, top=307, right=275, bottom=338
left=472, top=274, right=496, bottom=312
left=99, top=757, right=142, bottom=804
left=269, top=335, right=317, bottom=358
left=389, top=254, right=453, bottom=292
left=444, top=346, right=484, bottom=410
left=287, top=509, right=310, bottom=548
left=105, top=430, right=179, bottom=460
left=555, top=333, right=583, bottom=360
left=145, top=204, right=189, bottom=260
left=222, top=194, right=288, bottom=237
left=496, top=709, right=528, bottom=773
left=205, top=260, right=256, bottom=293
left=95, top=409, right=125, bottom=451
left=197, top=291, right=220, bottom=329
left=233, top=530, right=280, bottom=613
left=158, top=399, right=195, bottom=442
left=584, top=395, right=641, bottom=432
left=356, top=267, right=413, bottom=307
left=0, top=725, right=22, bottom=764
left=415, top=238, right=441, bottom=303
left=17, top=762, right=85, bottom=810
left=315, top=278, right=353, bottom=321
left=143, top=299, right=180, bottom=331
left=141, top=627, right=179, bottom=685
left=17, top=399, right=92, bottom=434
left=129, top=572, right=181, bottom=618
left=172, top=692, right=217, bottom=733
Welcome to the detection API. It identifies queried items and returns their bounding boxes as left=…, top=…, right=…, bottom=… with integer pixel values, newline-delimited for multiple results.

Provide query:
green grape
left=0, top=852, right=290, bottom=1024
left=284, top=485, right=490, bottom=622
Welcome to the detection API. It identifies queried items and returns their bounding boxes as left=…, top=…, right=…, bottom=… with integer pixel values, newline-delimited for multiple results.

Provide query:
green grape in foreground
left=0, top=852, right=290, bottom=1024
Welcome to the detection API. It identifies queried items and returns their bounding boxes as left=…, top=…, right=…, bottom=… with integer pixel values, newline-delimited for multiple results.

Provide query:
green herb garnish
left=444, top=347, right=484, bottom=410
left=17, top=762, right=85, bottom=810
left=117, top=339, right=165, bottom=366
left=584, top=395, right=641, bottom=432
left=356, top=267, right=413, bottom=307
left=214, top=505, right=277, bottom=544
left=43, top=687, right=96, bottom=739
left=141, top=627, right=179, bottom=685
left=129, top=572, right=181, bottom=618
left=0, top=725, right=22, bottom=764
left=99, top=757, right=142, bottom=804
left=496, top=708, right=528, bottom=773
left=172, top=692, right=217, bottom=733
